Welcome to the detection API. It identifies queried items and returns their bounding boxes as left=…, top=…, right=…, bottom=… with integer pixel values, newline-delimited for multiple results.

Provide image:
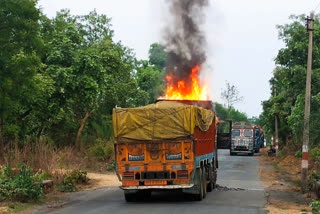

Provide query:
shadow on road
left=127, top=190, right=194, bottom=203
left=231, top=153, right=261, bottom=157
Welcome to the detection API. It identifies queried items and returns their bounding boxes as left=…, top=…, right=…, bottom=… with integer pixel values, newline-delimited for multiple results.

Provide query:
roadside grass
left=0, top=165, right=89, bottom=214
left=5, top=202, right=39, bottom=214
left=0, top=139, right=115, bottom=174
left=272, top=162, right=287, bottom=176
left=0, top=139, right=115, bottom=214
left=293, top=179, right=301, bottom=187
left=272, top=162, right=301, bottom=187
left=259, top=149, right=312, bottom=213
left=0, top=200, right=45, bottom=214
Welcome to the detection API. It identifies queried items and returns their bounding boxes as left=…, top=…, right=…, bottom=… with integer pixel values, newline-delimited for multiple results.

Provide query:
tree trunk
left=37, top=127, right=43, bottom=142
left=0, top=116, right=3, bottom=158
left=75, top=110, right=94, bottom=149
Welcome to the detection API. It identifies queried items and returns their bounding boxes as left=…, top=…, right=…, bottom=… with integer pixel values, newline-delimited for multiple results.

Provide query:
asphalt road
left=32, top=150, right=267, bottom=214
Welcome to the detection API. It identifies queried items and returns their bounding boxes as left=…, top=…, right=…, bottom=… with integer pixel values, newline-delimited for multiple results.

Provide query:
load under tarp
left=113, top=101, right=215, bottom=142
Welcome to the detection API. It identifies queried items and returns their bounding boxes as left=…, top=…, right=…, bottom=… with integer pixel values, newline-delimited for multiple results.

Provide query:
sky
left=37, top=0, right=320, bottom=117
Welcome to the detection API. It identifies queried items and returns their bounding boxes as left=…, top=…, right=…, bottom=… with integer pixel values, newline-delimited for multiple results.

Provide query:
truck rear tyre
left=207, top=180, right=214, bottom=192
left=207, top=162, right=217, bottom=192
left=202, top=168, right=207, bottom=199
left=215, top=152, right=219, bottom=168
left=194, top=168, right=203, bottom=201
left=249, top=152, right=254, bottom=156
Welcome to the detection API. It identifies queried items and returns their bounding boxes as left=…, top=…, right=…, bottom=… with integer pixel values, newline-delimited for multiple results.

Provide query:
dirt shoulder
left=82, top=172, right=121, bottom=190
left=257, top=148, right=312, bottom=214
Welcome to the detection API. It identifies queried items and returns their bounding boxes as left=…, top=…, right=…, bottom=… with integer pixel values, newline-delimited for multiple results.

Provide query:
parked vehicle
left=230, top=122, right=255, bottom=156
left=217, top=120, right=232, bottom=150
left=254, top=126, right=264, bottom=153
left=259, top=130, right=265, bottom=148
left=113, top=100, right=218, bottom=201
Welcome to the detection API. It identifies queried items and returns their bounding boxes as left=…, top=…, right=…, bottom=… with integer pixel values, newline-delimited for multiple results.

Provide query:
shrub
left=0, top=164, right=43, bottom=202
left=311, top=148, right=320, bottom=163
left=107, top=160, right=116, bottom=171
left=34, top=171, right=51, bottom=181
left=310, top=200, right=320, bottom=214
left=277, top=150, right=286, bottom=158
left=308, top=170, right=320, bottom=191
left=88, top=139, right=114, bottom=161
left=58, top=170, right=89, bottom=192
left=295, top=151, right=302, bottom=158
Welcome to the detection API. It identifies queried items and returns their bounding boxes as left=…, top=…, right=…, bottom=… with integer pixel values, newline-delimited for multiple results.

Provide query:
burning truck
left=112, top=61, right=216, bottom=201
left=113, top=99, right=218, bottom=201
left=113, top=0, right=215, bottom=201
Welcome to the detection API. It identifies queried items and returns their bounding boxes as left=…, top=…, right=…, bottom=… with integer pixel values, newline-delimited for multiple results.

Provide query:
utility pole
left=301, top=12, right=314, bottom=193
left=274, top=87, right=279, bottom=155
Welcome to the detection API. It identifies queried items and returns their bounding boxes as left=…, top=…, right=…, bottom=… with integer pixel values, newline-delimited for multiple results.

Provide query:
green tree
left=40, top=10, right=149, bottom=146
left=261, top=14, right=320, bottom=148
left=136, top=60, right=164, bottom=103
left=215, top=103, right=248, bottom=122
left=148, top=43, right=167, bottom=69
left=0, top=5, right=166, bottom=149
left=0, top=0, right=43, bottom=145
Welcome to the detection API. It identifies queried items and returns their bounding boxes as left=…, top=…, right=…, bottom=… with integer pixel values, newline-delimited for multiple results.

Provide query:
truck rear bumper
left=233, top=150, right=251, bottom=152
left=120, top=184, right=194, bottom=190
left=232, top=150, right=252, bottom=153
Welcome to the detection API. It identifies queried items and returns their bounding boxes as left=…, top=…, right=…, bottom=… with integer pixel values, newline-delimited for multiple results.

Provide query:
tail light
left=123, top=180, right=139, bottom=186
left=177, top=170, right=188, bottom=179
left=123, top=172, right=134, bottom=180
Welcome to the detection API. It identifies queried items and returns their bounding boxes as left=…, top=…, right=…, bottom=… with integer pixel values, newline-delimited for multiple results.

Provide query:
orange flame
left=164, top=65, right=208, bottom=100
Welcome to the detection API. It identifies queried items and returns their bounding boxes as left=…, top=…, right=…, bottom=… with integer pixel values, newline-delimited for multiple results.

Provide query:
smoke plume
left=164, top=0, right=209, bottom=87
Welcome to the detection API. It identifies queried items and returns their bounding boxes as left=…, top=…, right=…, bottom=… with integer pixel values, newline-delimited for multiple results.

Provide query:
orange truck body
left=114, top=100, right=218, bottom=201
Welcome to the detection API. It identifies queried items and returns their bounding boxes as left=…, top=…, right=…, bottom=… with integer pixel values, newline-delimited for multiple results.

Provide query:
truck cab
left=230, top=122, right=255, bottom=156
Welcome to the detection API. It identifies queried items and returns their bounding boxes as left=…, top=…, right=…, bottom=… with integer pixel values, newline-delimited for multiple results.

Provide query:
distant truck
left=230, top=122, right=255, bottom=156
left=113, top=100, right=218, bottom=201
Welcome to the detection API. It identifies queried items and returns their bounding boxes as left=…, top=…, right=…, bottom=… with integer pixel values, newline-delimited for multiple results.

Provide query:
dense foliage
left=0, top=164, right=43, bottom=202
left=0, top=1, right=246, bottom=150
left=215, top=103, right=248, bottom=122
left=260, top=14, right=320, bottom=149
left=0, top=1, right=164, bottom=148
left=58, top=170, right=89, bottom=192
